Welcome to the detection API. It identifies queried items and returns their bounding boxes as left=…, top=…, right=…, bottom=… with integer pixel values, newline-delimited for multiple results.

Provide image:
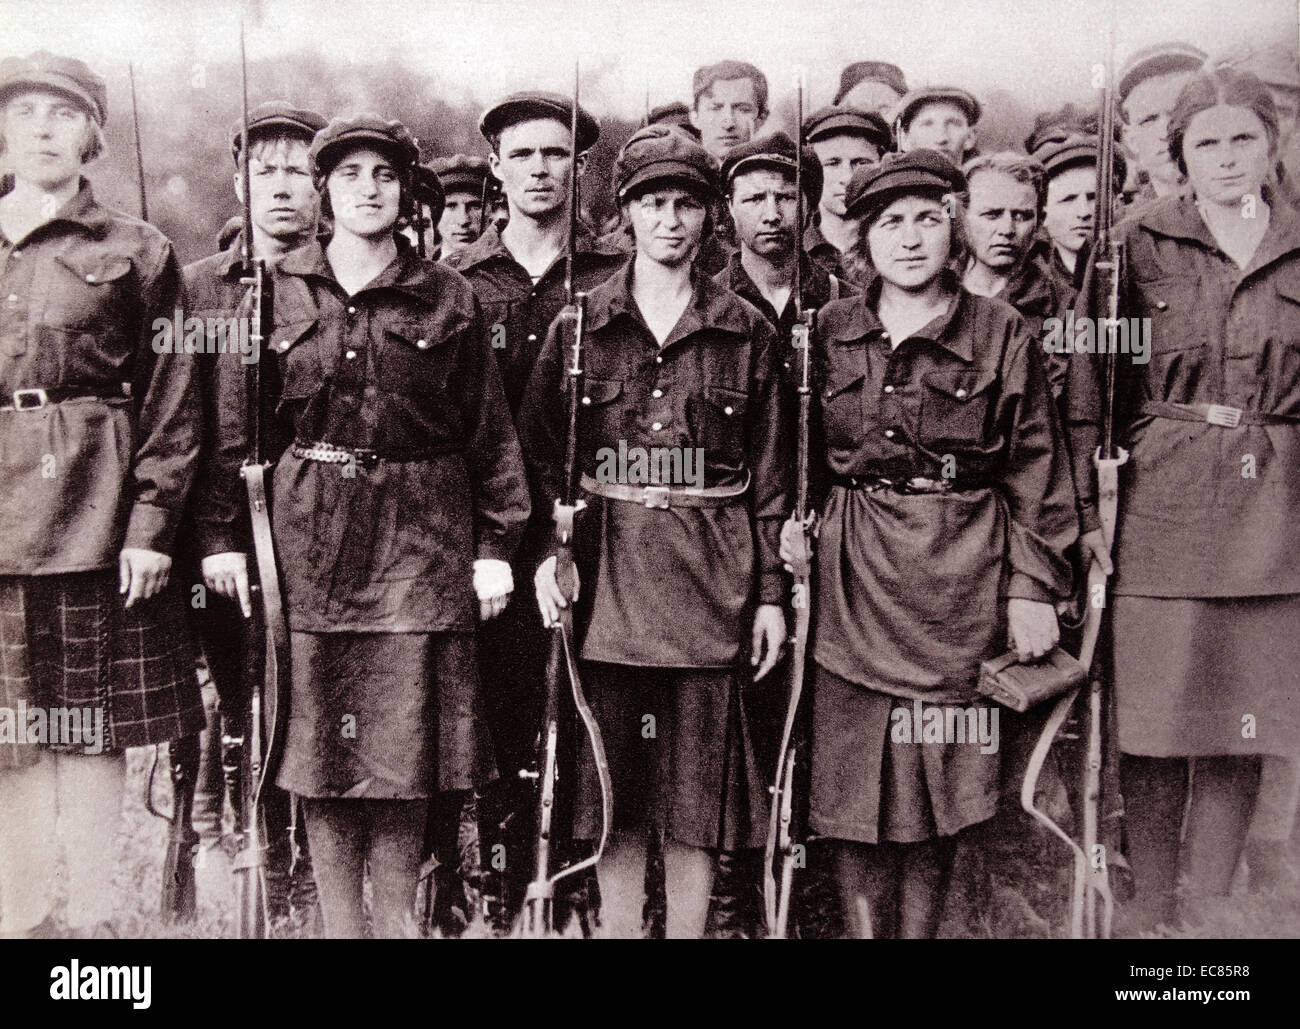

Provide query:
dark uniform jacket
left=713, top=248, right=859, bottom=342
left=809, top=275, right=1077, bottom=701
left=0, top=180, right=198, bottom=573
left=518, top=263, right=794, bottom=668
left=199, top=240, right=529, bottom=632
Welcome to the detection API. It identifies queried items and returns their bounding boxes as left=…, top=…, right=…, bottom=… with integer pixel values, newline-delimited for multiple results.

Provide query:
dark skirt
left=276, top=630, right=496, bottom=799
left=0, top=571, right=203, bottom=769
left=808, top=664, right=1001, bottom=844
left=1112, top=593, right=1300, bottom=758
left=572, top=662, right=768, bottom=851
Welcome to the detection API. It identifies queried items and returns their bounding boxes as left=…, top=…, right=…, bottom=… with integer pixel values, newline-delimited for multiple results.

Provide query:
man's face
left=866, top=193, right=951, bottom=291
left=691, top=77, right=764, bottom=160
left=438, top=189, right=484, bottom=255
left=964, top=169, right=1039, bottom=273
left=326, top=147, right=401, bottom=239
left=728, top=167, right=798, bottom=260
left=899, top=100, right=973, bottom=165
left=2, top=89, right=91, bottom=190
left=1043, top=164, right=1096, bottom=256
left=811, top=133, right=881, bottom=217
left=1122, top=70, right=1195, bottom=188
left=489, top=118, right=581, bottom=220
left=839, top=79, right=903, bottom=120
left=235, top=137, right=318, bottom=244
left=626, top=186, right=708, bottom=267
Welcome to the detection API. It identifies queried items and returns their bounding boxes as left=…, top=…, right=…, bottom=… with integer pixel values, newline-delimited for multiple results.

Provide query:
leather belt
left=0, top=386, right=129, bottom=411
left=292, top=440, right=449, bottom=467
left=579, top=471, right=750, bottom=509
left=832, top=473, right=975, bottom=495
left=1141, top=401, right=1300, bottom=428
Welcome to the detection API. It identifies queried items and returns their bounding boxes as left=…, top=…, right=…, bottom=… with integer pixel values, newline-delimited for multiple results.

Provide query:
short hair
left=238, top=130, right=314, bottom=170
left=484, top=115, right=575, bottom=157
left=692, top=60, right=769, bottom=118
left=962, top=151, right=1046, bottom=210
left=853, top=187, right=968, bottom=272
left=1169, top=66, right=1279, bottom=176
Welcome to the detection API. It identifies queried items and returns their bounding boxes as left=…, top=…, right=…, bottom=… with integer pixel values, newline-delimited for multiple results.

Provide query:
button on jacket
left=199, top=241, right=529, bottom=632
left=0, top=180, right=198, bottom=573
left=518, top=263, right=794, bottom=668
left=1084, top=195, right=1300, bottom=597
left=809, top=275, right=1077, bottom=701
left=444, top=222, right=626, bottom=415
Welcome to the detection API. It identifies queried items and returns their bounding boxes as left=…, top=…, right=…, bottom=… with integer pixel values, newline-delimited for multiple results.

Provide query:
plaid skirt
left=0, top=571, right=204, bottom=770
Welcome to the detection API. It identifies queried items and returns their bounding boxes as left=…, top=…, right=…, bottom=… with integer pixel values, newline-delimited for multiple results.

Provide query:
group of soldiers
left=1, top=28, right=1298, bottom=940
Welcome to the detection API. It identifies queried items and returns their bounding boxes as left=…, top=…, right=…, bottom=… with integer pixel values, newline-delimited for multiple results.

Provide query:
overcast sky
left=5, top=0, right=1298, bottom=117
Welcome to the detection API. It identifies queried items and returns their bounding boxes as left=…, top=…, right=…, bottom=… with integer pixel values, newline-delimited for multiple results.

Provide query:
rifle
left=1020, top=2, right=1128, bottom=939
left=128, top=61, right=200, bottom=923
left=229, top=20, right=292, bottom=939
left=763, top=71, right=815, bottom=939
left=518, top=62, right=612, bottom=938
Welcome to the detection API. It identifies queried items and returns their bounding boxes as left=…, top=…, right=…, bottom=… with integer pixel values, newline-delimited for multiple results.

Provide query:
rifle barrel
left=128, top=64, right=148, bottom=222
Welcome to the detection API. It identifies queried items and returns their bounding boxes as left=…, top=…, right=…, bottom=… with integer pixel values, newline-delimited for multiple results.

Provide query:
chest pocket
left=579, top=376, right=624, bottom=444
left=377, top=321, right=453, bottom=396
left=689, top=384, right=749, bottom=465
left=918, top=369, right=996, bottom=454
left=269, top=318, right=323, bottom=399
left=1133, top=275, right=1206, bottom=355
left=46, top=251, right=134, bottom=331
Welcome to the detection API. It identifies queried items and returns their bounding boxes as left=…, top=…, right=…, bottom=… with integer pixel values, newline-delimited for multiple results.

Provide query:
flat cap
left=479, top=92, right=599, bottom=152
left=720, top=131, right=823, bottom=206
left=1024, top=102, right=1098, bottom=155
left=0, top=51, right=106, bottom=124
left=1036, top=133, right=1127, bottom=187
left=803, top=105, right=892, bottom=152
left=229, top=99, right=328, bottom=162
left=644, top=100, right=701, bottom=140
left=309, top=114, right=420, bottom=179
left=895, top=86, right=981, bottom=131
left=613, top=124, right=718, bottom=202
left=430, top=154, right=491, bottom=195
left=412, top=164, right=446, bottom=219
left=833, top=61, right=908, bottom=106
left=1118, top=42, right=1206, bottom=102
left=845, top=148, right=965, bottom=221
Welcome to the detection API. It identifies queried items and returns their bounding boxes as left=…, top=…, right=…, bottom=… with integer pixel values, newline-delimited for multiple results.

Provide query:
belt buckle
left=643, top=485, right=670, bottom=509
left=1206, top=404, right=1242, bottom=428
left=12, top=388, right=48, bottom=410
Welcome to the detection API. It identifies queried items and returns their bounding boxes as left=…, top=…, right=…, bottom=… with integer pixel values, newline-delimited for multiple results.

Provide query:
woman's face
left=2, top=89, right=91, bottom=191
left=1182, top=103, right=1274, bottom=207
left=327, top=146, right=402, bottom=238
left=866, top=193, right=952, bottom=290
left=626, top=186, right=708, bottom=267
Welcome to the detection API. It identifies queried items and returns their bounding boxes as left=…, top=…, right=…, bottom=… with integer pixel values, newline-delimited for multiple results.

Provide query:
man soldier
left=184, top=99, right=326, bottom=930
left=689, top=59, right=768, bottom=164
left=0, top=51, right=204, bottom=938
left=1117, top=42, right=1206, bottom=210
left=833, top=60, right=908, bottom=120
left=1036, top=134, right=1127, bottom=286
left=429, top=154, right=490, bottom=260
left=894, top=86, right=981, bottom=168
left=445, top=91, right=624, bottom=928
left=802, top=105, right=891, bottom=281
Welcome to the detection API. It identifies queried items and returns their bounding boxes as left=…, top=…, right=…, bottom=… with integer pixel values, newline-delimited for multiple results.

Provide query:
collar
left=449, top=220, right=619, bottom=274
left=585, top=257, right=758, bottom=341
left=823, top=269, right=971, bottom=361
left=1136, top=192, right=1300, bottom=277
left=1003, top=253, right=1057, bottom=315
left=803, top=220, right=839, bottom=256
left=1, top=178, right=115, bottom=246
left=277, top=238, right=441, bottom=303
left=722, top=247, right=830, bottom=312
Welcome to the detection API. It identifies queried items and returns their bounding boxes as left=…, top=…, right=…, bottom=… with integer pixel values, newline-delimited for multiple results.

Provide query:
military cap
left=412, top=164, right=446, bottom=221
left=612, top=124, right=718, bottom=202
left=720, top=131, right=823, bottom=206
left=833, top=61, right=908, bottom=106
left=309, top=114, right=420, bottom=181
left=1024, top=102, right=1098, bottom=155
left=1036, top=134, right=1127, bottom=188
left=229, top=100, right=328, bottom=162
left=0, top=51, right=106, bottom=124
left=1216, top=42, right=1300, bottom=95
left=692, top=60, right=769, bottom=114
left=845, top=148, right=965, bottom=222
left=802, top=105, right=892, bottom=152
left=894, top=86, right=982, bottom=131
left=1117, top=42, right=1206, bottom=102
left=430, top=154, right=491, bottom=196
left=479, top=92, right=599, bottom=152
left=644, top=100, right=701, bottom=140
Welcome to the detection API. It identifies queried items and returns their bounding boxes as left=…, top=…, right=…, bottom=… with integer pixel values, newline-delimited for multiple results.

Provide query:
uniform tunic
left=806, top=275, right=1077, bottom=842
left=1093, top=196, right=1300, bottom=756
left=0, top=181, right=203, bottom=763
left=201, top=241, right=529, bottom=796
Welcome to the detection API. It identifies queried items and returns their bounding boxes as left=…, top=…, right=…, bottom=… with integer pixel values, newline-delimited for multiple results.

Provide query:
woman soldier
left=0, top=52, right=204, bottom=937
left=522, top=125, right=792, bottom=938
left=201, top=114, right=529, bottom=937
left=782, top=149, right=1078, bottom=938
left=1084, top=67, right=1300, bottom=928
